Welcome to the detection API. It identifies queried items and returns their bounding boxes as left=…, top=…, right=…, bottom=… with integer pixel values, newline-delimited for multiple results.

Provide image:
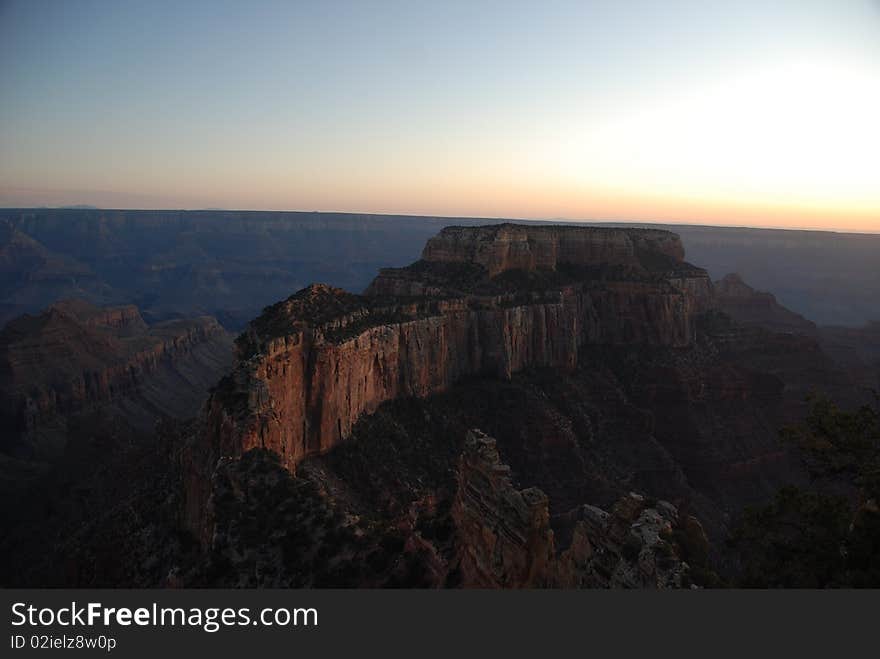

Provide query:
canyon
left=179, top=224, right=862, bottom=587
left=0, top=299, right=234, bottom=585
left=2, top=209, right=878, bottom=331
left=1, top=220, right=876, bottom=588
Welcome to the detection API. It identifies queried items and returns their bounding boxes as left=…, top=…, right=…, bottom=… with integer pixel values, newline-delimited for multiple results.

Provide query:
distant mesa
left=419, top=223, right=686, bottom=276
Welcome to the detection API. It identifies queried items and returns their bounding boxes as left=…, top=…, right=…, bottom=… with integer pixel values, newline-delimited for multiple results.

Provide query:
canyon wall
left=188, top=226, right=713, bottom=534
left=201, top=278, right=705, bottom=475
left=0, top=300, right=233, bottom=460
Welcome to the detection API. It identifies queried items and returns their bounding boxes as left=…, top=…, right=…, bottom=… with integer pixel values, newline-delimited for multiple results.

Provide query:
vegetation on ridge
left=732, top=395, right=880, bottom=587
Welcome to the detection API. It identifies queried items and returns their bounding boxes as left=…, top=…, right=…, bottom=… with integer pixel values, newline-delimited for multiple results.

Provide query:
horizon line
left=2, top=205, right=879, bottom=236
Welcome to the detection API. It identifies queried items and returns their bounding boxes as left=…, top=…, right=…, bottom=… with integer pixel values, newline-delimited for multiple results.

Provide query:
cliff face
left=208, top=282, right=695, bottom=468
left=185, top=224, right=713, bottom=540
left=197, top=225, right=711, bottom=475
left=452, top=429, right=556, bottom=587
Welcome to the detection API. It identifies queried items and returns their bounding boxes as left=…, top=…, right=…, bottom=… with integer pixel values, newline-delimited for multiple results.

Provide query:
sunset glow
left=1, top=1, right=878, bottom=231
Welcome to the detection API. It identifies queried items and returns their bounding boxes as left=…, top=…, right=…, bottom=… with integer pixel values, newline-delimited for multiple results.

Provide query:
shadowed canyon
left=0, top=212, right=878, bottom=588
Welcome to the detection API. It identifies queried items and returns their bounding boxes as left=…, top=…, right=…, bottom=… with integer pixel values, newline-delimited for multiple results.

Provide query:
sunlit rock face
left=184, top=225, right=713, bottom=535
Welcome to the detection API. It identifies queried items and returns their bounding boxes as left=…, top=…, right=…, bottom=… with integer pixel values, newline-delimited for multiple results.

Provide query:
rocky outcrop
left=420, top=224, right=685, bottom=276
left=191, top=225, right=713, bottom=507
left=554, top=495, right=704, bottom=588
left=452, top=429, right=555, bottom=587
left=0, top=300, right=233, bottom=460
left=451, top=429, right=700, bottom=588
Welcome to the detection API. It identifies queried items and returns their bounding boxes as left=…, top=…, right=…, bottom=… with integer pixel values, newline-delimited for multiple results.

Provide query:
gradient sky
left=1, top=0, right=878, bottom=231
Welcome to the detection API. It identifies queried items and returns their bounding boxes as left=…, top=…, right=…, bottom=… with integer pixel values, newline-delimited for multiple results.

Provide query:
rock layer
left=421, top=224, right=685, bottom=276
left=186, top=224, right=712, bottom=538
left=200, top=228, right=710, bottom=463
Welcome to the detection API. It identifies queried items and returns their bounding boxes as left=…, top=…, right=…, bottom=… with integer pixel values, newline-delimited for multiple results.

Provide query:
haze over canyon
left=1, top=210, right=877, bottom=587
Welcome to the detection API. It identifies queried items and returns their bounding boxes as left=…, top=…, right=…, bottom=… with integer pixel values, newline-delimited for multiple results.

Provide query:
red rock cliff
left=186, top=226, right=713, bottom=534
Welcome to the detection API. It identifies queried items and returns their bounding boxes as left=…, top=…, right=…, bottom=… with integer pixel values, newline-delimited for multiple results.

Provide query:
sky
left=1, top=0, right=878, bottom=232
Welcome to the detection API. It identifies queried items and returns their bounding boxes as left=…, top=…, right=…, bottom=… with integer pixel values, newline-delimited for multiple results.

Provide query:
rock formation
left=186, top=224, right=712, bottom=528
left=176, top=222, right=878, bottom=587
left=419, top=224, right=685, bottom=276
left=2, top=218, right=876, bottom=588
left=452, top=429, right=556, bottom=587
left=184, top=223, right=717, bottom=542
left=0, top=299, right=233, bottom=461
left=452, top=429, right=700, bottom=588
